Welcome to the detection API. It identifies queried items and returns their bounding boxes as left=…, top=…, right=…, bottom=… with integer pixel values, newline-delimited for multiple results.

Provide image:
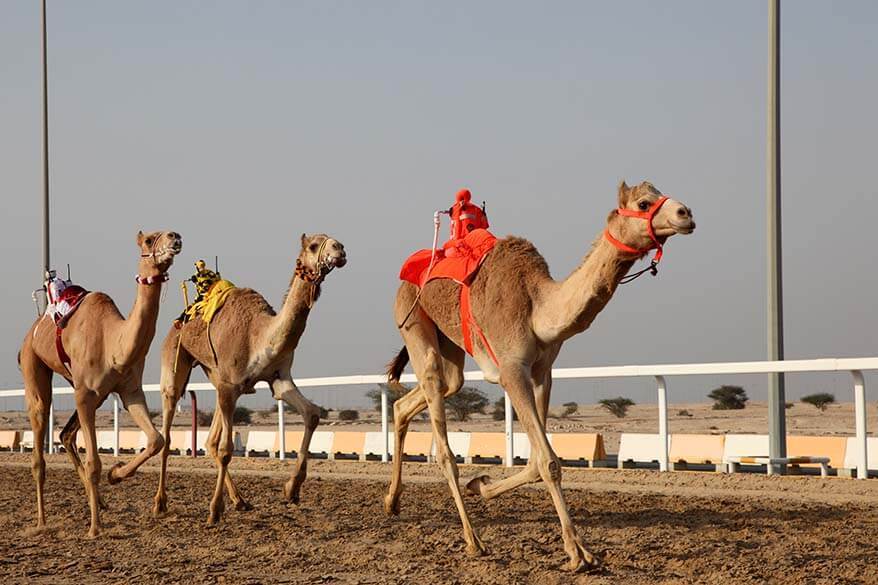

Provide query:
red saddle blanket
left=54, top=285, right=89, bottom=374
left=399, top=228, right=497, bottom=288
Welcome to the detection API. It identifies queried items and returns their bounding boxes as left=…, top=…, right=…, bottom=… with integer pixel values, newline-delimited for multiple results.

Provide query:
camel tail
left=386, top=347, right=409, bottom=383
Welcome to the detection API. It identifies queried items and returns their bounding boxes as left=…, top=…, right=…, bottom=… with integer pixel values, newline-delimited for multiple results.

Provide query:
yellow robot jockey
left=175, top=259, right=220, bottom=326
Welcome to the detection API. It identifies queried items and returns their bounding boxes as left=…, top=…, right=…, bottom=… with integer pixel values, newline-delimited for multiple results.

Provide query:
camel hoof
left=152, top=496, right=168, bottom=517
left=383, top=494, right=401, bottom=516
left=465, top=475, right=492, bottom=497
left=106, top=462, right=125, bottom=485
left=564, top=544, right=602, bottom=573
left=87, top=527, right=101, bottom=539
left=283, top=480, right=300, bottom=504
left=234, top=499, right=254, bottom=512
left=466, top=537, right=489, bottom=557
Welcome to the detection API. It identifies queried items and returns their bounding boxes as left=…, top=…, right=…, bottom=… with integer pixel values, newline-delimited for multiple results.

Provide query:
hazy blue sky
left=1, top=2, right=876, bottom=415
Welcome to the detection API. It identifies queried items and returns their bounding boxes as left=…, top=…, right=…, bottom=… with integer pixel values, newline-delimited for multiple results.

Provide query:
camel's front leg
left=58, top=412, right=108, bottom=511
left=205, top=404, right=252, bottom=511
left=272, top=377, right=321, bottom=504
left=154, top=337, right=193, bottom=515
left=384, top=386, right=427, bottom=515
left=75, top=391, right=103, bottom=538
left=107, top=389, right=164, bottom=484
left=207, top=387, right=239, bottom=525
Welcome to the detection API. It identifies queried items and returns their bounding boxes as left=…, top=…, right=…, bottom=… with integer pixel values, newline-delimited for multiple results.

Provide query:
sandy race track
left=1, top=454, right=877, bottom=584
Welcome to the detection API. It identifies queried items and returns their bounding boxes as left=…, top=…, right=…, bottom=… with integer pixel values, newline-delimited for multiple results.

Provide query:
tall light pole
left=766, top=0, right=786, bottom=472
left=41, top=0, right=50, bottom=288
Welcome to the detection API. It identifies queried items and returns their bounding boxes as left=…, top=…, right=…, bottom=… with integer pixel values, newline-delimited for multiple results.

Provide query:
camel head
left=607, top=181, right=695, bottom=253
left=298, top=233, right=347, bottom=278
left=136, top=230, right=183, bottom=275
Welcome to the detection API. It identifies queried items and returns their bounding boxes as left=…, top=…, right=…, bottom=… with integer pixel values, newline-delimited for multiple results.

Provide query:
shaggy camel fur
left=153, top=234, right=346, bottom=523
left=385, top=181, right=695, bottom=571
left=19, top=230, right=182, bottom=537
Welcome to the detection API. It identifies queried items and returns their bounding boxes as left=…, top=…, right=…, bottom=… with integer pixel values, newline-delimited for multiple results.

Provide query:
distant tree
left=599, top=397, right=634, bottom=418
left=233, top=406, right=252, bottom=425
left=677, top=409, right=692, bottom=418
left=446, top=387, right=489, bottom=421
left=492, top=397, right=518, bottom=421
left=196, top=409, right=213, bottom=426
left=708, top=386, right=748, bottom=410
left=366, top=383, right=410, bottom=421
left=561, top=402, right=578, bottom=417
left=785, top=402, right=794, bottom=409
left=338, top=409, right=359, bottom=421
left=801, top=393, right=835, bottom=411
left=284, top=402, right=329, bottom=419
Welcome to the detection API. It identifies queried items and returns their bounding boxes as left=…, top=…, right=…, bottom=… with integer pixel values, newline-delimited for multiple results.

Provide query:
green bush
left=446, top=387, right=489, bottom=421
left=233, top=406, right=252, bottom=425
left=338, top=409, right=359, bottom=421
left=801, top=393, right=835, bottom=411
left=491, top=397, right=518, bottom=421
left=708, top=386, right=748, bottom=410
left=366, top=383, right=410, bottom=421
left=599, top=397, right=634, bottom=418
left=561, top=402, right=578, bottom=417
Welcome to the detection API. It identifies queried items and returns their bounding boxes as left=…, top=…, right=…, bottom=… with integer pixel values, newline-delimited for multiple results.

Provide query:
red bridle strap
left=604, top=195, right=669, bottom=263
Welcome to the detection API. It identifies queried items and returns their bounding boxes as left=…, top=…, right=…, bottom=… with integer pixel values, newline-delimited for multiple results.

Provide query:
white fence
left=1, top=357, right=875, bottom=479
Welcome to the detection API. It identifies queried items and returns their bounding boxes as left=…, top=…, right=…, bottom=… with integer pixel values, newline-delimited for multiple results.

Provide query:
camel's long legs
left=499, top=365, right=598, bottom=572
left=385, top=332, right=463, bottom=516
left=207, top=386, right=239, bottom=525
left=22, top=348, right=52, bottom=529
left=107, top=388, right=164, bottom=484
left=205, top=404, right=251, bottom=511
left=272, top=376, right=322, bottom=504
left=75, top=390, right=103, bottom=537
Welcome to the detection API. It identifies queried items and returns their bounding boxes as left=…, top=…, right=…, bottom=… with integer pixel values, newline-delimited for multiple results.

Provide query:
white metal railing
left=1, top=356, right=874, bottom=478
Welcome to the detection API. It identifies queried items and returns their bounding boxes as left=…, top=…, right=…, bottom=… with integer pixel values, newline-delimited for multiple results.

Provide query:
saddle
left=54, top=286, right=90, bottom=374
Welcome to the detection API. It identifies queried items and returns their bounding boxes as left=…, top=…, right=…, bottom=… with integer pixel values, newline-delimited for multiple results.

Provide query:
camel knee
left=537, top=456, right=562, bottom=483
left=304, top=405, right=321, bottom=430
left=145, top=432, right=165, bottom=456
left=31, top=453, right=45, bottom=478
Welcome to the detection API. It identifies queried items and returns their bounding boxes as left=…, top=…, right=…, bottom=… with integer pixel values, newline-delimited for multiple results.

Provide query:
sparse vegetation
left=561, top=402, right=578, bottom=417
left=677, top=409, right=692, bottom=417
left=708, top=386, right=748, bottom=410
left=196, top=409, right=213, bottom=426
left=366, top=383, right=410, bottom=421
left=785, top=402, right=794, bottom=409
left=233, top=406, right=252, bottom=425
left=801, top=393, right=835, bottom=411
left=446, top=387, right=489, bottom=421
left=338, top=409, right=359, bottom=421
left=599, top=397, right=634, bottom=418
left=284, top=403, right=329, bottom=419
left=492, top=397, right=518, bottom=421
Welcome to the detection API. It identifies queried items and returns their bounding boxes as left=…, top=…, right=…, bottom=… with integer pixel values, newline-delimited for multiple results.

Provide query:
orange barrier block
left=467, top=432, right=506, bottom=462
left=787, top=435, right=847, bottom=469
left=118, top=430, right=144, bottom=452
left=669, top=434, right=725, bottom=465
left=551, top=433, right=606, bottom=463
left=0, top=430, right=19, bottom=450
left=281, top=430, right=305, bottom=454
left=402, top=432, right=433, bottom=458
left=331, top=432, right=366, bottom=458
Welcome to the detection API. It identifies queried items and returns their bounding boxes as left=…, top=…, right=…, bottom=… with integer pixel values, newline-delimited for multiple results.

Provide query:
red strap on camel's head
left=604, top=195, right=669, bottom=262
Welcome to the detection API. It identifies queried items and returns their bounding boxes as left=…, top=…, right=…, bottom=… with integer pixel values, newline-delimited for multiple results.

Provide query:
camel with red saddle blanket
left=152, top=234, right=347, bottom=525
left=385, top=181, right=695, bottom=572
left=19, top=230, right=182, bottom=537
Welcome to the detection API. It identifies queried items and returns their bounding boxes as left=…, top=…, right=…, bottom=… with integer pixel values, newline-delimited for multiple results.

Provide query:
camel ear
left=617, top=181, right=631, bottom=207
left=136, top=230, right=145, bottom=246
left=300, top=233, right=308, bottom=249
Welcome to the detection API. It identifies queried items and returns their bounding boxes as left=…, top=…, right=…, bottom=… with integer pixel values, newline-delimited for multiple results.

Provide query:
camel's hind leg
left=58, top=412, right=107, bottom=511
left=204, top=404, right=252, bottom=511
left=272, top=376, right=323, bottom=504
left=385, top=333, right=463, bottom=516
left=500, top=364, right=599, bottom=572
left=21, top=343, right=52, bottom=529
left=106, top=387, right=165, bottom=484
left=397, top=308, right=486, bottom=556
left=207, top=385, right=239, bottom=525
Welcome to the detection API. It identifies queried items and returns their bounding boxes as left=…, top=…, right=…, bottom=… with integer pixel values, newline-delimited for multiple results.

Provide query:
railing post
left=277, top=399, right=286, bottom=460
left=189, top=390, right=197, bottom=457
left=504, top=392, right=514, bottom=467
left=113, top=394, right=120, bottom=457
left=47, top=401, right=54, bottom=454
left=656, top=376, right=669, bottom=472
left=852, top=370, right=867, bottom=480
left=381, top=384, right=389, bottom=463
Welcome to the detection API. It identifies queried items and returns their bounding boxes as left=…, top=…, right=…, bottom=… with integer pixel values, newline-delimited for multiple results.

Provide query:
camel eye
left=145, top=237, right=154, bottom=246
left=638, top=200, right=650, bottom=211
left=309, top=243, right=319, bottom=253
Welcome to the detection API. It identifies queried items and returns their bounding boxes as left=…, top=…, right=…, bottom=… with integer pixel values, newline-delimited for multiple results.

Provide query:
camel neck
left=266, top=272, right=316, bottom=353
left=113, top=275, right=164, bottom=368
left=533, top=234, right=637, bottom=344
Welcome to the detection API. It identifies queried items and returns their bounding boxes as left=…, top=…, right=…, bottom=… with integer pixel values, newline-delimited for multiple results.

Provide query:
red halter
left=603, top=195, right=669, bottom=263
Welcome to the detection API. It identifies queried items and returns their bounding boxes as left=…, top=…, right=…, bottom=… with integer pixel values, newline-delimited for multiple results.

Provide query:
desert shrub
left=561, top=402, right=578, bottom=417
left=196, top=409, right=213, bottom=426
left=233, top=406, right=252, bottom=425
left=338, top=409, right=359, bottom=421
left=708, top=386, right=748, bottom=410
left=785, top=402, right=794, bottom=409
left=492, top=397, right=518, bottom=421
left=677, top=409, right=692, bottom=417
left=366, top=383, right=410, bottom=421
left=801, top=393, right=835, bottom=411
left=284, top=402, right=329, bottom=419
left=599, top=397, right=634, bottom=418
left=446, top=387, right=489, bottom=421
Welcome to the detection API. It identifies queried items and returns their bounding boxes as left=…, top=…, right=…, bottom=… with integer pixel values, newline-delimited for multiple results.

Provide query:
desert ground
left=1, top=451, right=877, bottom=584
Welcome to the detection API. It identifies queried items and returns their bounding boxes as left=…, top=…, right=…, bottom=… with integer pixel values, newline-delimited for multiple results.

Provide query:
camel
left=19, top=230, right=183, bottom=537
left=384, top=181, right=695, bottom=571
left=152, top=233, right=347, bottom=524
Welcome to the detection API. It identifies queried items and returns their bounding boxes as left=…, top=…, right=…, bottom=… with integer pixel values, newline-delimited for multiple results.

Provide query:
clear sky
left=1, top=2, right=876, bottom=414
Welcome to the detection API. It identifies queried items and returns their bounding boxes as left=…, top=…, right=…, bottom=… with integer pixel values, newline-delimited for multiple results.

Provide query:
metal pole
left=41, top=0, right=50, bottom=290
left=47, top=402, right=54, bottom=454
left=656, top=376, right=669, bottom=472
left=852, top=371, right=868, bottom=480
left=766, top=0, right=787, bottom=474
left=189, top=390, right=197, bottom=457
left=504, top=393, right=514, bottom=467
left=113, top=395, right=120, bottom=457
left=277, top=400, right=285, bottom=460
left=381, top=385, right=389, bottom=463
